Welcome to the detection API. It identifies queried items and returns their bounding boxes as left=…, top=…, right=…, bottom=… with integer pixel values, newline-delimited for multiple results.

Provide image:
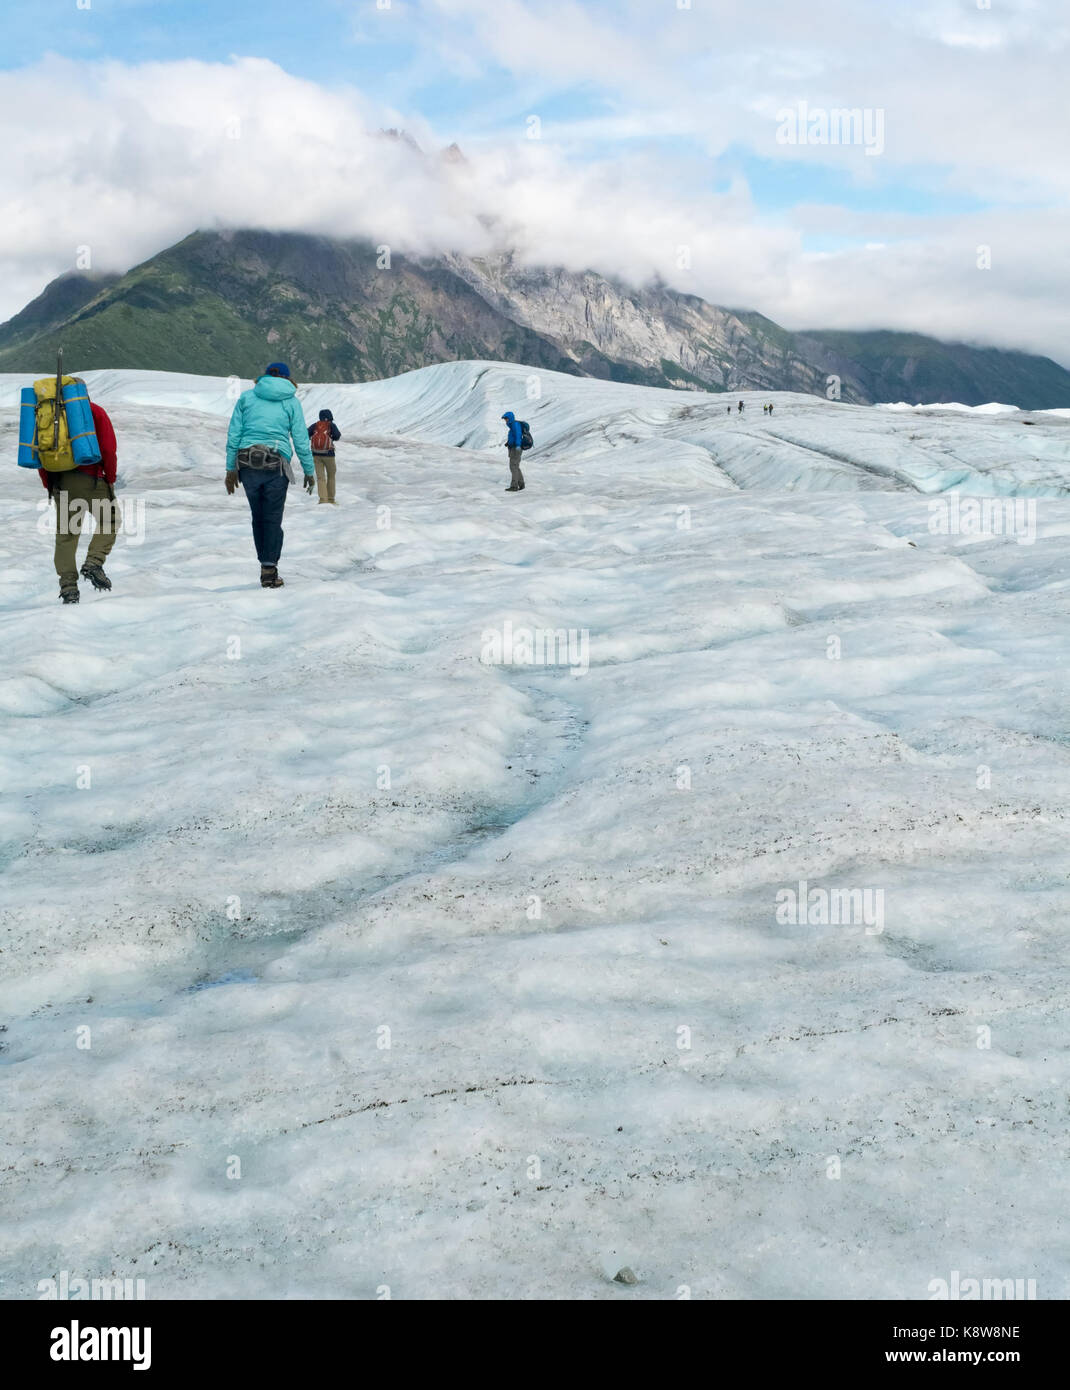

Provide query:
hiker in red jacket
left=39, top=399, right=120, bottom=604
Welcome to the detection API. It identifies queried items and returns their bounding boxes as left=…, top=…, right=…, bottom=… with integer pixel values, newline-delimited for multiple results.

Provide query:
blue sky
left=3, top=1, right=439, bottom=90
left=2, top=0, right=359, bottom=73
left=0, top=0, right=1067, bottom=359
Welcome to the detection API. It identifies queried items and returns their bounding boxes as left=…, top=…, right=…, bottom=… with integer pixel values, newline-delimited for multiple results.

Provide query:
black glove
left=303, top=474, right=316, bottom=494
left=225, top=471, right=239, bottom=495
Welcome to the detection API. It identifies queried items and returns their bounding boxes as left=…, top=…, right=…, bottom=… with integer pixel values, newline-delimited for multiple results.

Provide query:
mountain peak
left=377, top=127, right=423, bottom=153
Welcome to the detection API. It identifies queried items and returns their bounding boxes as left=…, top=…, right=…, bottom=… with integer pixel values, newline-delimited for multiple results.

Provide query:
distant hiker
left=308, top=409, right=342, bottom=504
left=225, top=363, right=315, bottom=588
left=768, top=403, right=774, bottom=415
left=726, top=406, right=731, bottom=415
left=738, top=400, right=745, bottom=413
left=502, top=411, right=533, bottom=491
left=29, top=371, right=120, bottom=604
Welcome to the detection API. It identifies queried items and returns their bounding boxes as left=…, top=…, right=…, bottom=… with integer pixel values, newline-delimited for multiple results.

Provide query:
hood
left=502, top=412, right=515, bottom=422
left=318, top=409, right=334, bottom=421
left=254, top=376, right=297, bottom=402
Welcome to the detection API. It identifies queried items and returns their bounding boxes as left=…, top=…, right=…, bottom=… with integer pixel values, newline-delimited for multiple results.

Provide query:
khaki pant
left=508, top=447, right=525, bottom=489
left=50, top=470, right=121, bottom=587
left=314, top=454, right=337, bottom=502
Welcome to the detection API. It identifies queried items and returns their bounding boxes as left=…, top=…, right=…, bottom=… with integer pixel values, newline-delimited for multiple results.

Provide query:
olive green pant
left=314, top=455, right=337, bottom=502
left=508, top=447, right=525, bottom=489
left=50, top=470, right=121, bottom=588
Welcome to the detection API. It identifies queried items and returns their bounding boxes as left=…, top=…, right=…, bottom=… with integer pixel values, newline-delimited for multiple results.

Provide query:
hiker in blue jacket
left=501, top=411, right=525, bottom=492
left=225, top=363, right=316, bottom=588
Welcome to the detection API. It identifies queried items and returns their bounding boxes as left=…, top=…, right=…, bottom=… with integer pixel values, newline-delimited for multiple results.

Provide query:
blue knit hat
left=265, top=362, right=291, bottom=379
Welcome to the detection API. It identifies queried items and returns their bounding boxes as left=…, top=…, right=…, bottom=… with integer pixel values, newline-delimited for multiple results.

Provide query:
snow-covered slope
left=1, top=364, right=1068, bottom=1299
left=6, top=360, right=1069, bottom=496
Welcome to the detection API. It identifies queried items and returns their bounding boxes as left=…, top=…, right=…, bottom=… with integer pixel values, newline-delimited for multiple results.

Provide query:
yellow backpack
left=33, top=374, right=82, bottom=472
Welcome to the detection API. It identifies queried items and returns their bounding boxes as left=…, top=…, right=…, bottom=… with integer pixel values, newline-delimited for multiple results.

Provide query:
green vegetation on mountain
left=796, top=329, right=1070, bottom=408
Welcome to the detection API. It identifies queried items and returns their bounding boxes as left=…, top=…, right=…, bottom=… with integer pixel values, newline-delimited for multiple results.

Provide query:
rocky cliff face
left=444, top=254, right=831, bottom=396
left=1, top=229, right=1068, bottom=408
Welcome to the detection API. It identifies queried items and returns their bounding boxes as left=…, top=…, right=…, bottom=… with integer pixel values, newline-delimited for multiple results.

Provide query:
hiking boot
left=260, top=565, right=284, bottom=588
left=505, top=485, right=519, bottom=491
left=80, top=559, right=112, bottom=591
left=59, top=583, right=80, bottom=604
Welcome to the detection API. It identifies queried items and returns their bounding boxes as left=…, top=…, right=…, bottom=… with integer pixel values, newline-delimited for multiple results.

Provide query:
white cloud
left=0, top=34, right=1067, bottom=366
left=412, top=0, right=1070, bottom=202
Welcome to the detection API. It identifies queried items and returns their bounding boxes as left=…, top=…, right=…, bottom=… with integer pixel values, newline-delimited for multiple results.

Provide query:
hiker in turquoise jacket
left=225, top=363, right=316, bottom=588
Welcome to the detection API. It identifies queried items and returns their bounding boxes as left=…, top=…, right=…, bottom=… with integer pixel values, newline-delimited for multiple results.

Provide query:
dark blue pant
left=239, top=466, right=289, bottom=566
